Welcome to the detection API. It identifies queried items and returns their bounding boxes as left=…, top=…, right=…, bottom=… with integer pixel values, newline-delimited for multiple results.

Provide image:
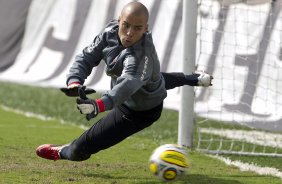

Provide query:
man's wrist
left=95, top=99, right=105, bottom=112
left=68, top=82, right=81, bottom=88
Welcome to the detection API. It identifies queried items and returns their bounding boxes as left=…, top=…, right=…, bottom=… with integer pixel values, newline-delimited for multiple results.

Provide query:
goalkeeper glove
left=60, top=82, right=96, bottom=97
left=193, top=70, right=213, bottom=87
left=76, top=87, right=105, bottom=121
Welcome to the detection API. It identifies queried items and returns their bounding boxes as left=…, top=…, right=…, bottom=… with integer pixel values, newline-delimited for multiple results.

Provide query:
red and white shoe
left=36, top=144, right=61, bottom=161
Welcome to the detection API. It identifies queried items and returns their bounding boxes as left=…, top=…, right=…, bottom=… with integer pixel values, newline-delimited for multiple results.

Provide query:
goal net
left=194, top=0, right=282, bottom=156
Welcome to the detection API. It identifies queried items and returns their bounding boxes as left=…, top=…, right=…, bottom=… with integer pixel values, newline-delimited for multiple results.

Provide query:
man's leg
left=38, top=103, right=163, bottom=161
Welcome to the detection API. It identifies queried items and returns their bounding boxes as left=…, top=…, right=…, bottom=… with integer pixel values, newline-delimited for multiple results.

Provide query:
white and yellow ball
left=149, top=144, right=189, bottom=182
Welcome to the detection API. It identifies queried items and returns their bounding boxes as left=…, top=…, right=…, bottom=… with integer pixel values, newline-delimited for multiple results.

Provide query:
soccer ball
left=149, top=144, right=189, bottom=182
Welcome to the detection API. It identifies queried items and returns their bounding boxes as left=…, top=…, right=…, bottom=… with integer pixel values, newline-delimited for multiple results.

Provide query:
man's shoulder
left=143, top=32, right=154, bottom=47
left=131, top=32, right=156, bottom=56
left=103, top=20, right=118, bottom=33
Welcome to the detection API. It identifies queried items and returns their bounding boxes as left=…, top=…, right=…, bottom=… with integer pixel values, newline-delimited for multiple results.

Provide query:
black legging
left=60, top=103, right=163, bottom=161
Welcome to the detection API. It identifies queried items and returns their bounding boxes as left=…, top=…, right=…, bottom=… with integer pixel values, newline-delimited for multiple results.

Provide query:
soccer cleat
left=36, top=144, right=61, bottom=161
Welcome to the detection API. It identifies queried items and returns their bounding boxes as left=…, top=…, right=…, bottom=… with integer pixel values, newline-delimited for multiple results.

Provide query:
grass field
left=0, top=81, right=282, bottom=184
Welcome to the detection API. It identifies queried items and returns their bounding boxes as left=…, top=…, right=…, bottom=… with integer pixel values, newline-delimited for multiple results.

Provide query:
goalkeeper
left=36, top=1, right=213, bottom=161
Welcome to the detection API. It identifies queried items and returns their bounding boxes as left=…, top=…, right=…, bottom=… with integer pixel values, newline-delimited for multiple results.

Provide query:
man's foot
left=36, top=144, right=61, bottom=161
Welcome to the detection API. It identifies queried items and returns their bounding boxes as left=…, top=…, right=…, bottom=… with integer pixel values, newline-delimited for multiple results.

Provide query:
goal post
left=179, top=0, right=282, bottom=157
left=178, top=0, right=198, bottom=148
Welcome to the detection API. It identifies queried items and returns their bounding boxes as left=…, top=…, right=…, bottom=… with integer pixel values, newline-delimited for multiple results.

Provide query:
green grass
left=0, top=81, right=282, bottom=183
left=1, top=108, right=282, bottom=184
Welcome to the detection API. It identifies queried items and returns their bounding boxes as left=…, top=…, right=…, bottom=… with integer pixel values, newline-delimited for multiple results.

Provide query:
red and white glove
left=194, top=70, right=213, bottom=87
left=76, top=87, right=105, bottom=121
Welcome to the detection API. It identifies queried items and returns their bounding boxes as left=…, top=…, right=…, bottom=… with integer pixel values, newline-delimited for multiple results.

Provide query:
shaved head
left=118, top=1, right=149, bottom=47
left=120, top=1, right=149, bottom=23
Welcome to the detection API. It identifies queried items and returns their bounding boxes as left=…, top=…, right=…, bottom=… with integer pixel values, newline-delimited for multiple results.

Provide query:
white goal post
left=178, top=0, right=198, bottom=148
left=179, top=0, right=282, bottom=157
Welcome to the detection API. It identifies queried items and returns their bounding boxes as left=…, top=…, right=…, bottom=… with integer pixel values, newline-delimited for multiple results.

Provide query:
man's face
left=118, top=12, right=148, bottom=48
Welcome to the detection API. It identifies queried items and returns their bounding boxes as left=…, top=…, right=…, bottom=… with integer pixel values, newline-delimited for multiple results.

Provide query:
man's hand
left=76, top=87, right=99, bottom=121
left=60, top=82, right=96, bottom=97
left=194, top=70, right=213, bottom=87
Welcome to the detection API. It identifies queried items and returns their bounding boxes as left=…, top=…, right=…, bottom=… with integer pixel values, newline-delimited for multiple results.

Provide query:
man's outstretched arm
left=162, top=71, right=213, bottom=90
